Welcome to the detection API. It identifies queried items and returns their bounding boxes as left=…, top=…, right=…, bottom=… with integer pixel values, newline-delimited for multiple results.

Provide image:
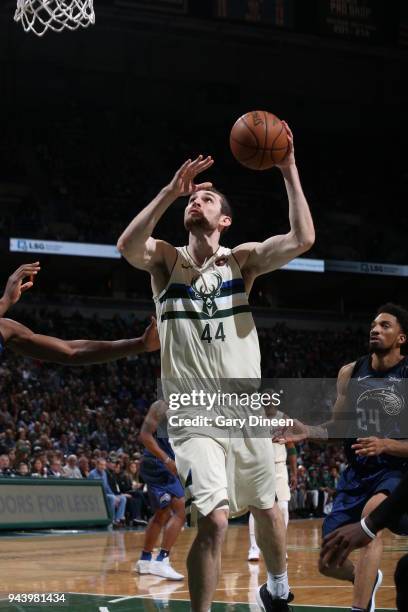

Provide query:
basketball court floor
left=0, top=519, right=404, bottom=611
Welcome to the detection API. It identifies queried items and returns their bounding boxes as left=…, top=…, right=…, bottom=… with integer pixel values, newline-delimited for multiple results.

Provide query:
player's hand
left=167, top=155, right=214, bottom=197
left=166, top=458, right=178, bottom=476
left=320, top=522, right=372, bottom=568
left=352, top=437, right=387, bottom=457
left=271, top=418, right=310, bottom=444
left=1, top=262, right=41, bottom=310
left=289, top=473, right=298, bottom=491
left=140, top=316, right=160, bottom=352
left=275, top=121, right=296, bottom=170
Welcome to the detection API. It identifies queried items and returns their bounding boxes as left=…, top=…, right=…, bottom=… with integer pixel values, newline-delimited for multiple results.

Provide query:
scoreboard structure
left=215, top=0, right=295, bottom=29
left=116, top=0, right=188, bottom=14
left=317, top=0, right=398, bottom=44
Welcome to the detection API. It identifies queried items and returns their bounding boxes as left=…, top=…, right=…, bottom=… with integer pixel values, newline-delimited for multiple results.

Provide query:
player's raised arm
left=116, top=155, right=214, bottom=271
left=0, top=316, right=160, bottom=365
left=0, top=262, right=41, bottom=317
left=233, top=123, right=315, bottom=279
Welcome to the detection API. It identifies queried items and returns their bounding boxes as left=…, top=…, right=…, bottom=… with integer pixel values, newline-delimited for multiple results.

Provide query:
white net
left=14, top=0, right=95, bottom=36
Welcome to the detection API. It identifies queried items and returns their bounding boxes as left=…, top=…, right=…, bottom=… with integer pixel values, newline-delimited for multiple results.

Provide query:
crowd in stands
left=0, top=309, right=368, bottom=522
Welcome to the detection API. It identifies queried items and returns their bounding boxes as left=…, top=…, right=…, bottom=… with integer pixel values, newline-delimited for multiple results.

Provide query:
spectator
left=0, top=429, right=16, bottom=454
left=292, top=464, right=307, bottom=514
left=116, top=460, right=149, bottom=526
left=78, top=456, right=90, bottom=478
left=48, top=458, right=62, bottom=478
left=31, top=457, right=46, bottom=477
left=62, top=455, right=82, bottom=479
left=322, top=466, right=340, bottom=515
left=0, top=454, right=14, bottom=476
left=306, top=467, right=322, bottom=516
left=16, top=462, right=29, bottom=477
left=88, top=458, right=127, bottom=527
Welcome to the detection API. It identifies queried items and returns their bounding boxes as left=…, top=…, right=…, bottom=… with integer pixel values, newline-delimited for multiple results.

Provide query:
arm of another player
left=0, top=262, right=41, bottom=316
left=272, top=362, right=355, bottom=443
left=233, top=123, right=315, bottom=279
left=138, top=400, right=177, bottom=476
left=0, top=316, right=160, bottom=365
left=352, top=437, right=408, bottom=457
left=286, top=442, right=298, bottom=490
left=116, top=155, right=214, bottom=271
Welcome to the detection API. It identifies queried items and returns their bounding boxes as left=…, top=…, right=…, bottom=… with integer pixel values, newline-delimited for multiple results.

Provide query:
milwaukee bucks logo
left=191, top=272, right=223, bottom=317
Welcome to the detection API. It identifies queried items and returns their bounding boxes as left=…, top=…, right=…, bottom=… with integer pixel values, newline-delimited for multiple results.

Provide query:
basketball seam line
left=241, top=115, right=259, bottom=147
left=259, top=110, right=268, bottom=170
left=230, top=137, right=260, bottom=162
left=271, top=121, right=284, bottom=149
left=230, top=137, right=287, bottom=152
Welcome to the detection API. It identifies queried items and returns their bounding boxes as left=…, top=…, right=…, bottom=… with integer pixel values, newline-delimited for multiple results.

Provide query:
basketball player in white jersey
left=248, top=441, right=297, bottom=561
left=117, top=122, right=314, bottom=612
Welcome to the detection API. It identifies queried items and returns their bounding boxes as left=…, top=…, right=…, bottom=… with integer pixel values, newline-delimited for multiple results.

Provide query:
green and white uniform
left=154, top=245, right=260, bottom=380
left=154, top=245, right=276, bottom=517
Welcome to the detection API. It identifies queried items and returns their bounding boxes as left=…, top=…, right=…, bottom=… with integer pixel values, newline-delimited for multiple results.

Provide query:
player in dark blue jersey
left=274, top=303, right=408, bottom=612
left=317, top=304, right=408, bottom=612
left=135, top=400, right=185, bottom=581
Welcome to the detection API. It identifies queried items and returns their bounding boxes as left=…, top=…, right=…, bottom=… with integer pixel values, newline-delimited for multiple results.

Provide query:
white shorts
left=171, top=435, right=276, bottom=517
left=275, top=461, right=290, bottom=502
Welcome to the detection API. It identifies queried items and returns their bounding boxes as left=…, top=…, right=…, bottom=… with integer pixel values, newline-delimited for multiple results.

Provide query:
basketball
left=229, top=110, right=289, bottom=170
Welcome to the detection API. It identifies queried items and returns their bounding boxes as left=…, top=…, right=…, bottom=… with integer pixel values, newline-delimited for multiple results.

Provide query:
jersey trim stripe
left=159, top=279, right=245, bottom=304
left=161, top=304, right=251, bottom=321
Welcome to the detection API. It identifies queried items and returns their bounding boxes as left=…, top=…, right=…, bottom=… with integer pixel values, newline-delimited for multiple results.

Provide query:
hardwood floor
left=0, top=519, right=405, bottom=609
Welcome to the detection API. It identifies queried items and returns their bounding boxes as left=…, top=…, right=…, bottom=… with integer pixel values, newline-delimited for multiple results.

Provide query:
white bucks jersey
left=154, top=246, right=261, bottom=381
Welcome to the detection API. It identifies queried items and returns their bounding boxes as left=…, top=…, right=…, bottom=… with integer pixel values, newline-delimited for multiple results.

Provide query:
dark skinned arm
left=138, top=400, right=177, bottom=476
left=0, top=316, right=160, bottom=365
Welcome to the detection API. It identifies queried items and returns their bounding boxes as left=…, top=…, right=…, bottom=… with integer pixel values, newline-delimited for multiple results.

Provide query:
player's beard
left=368, top=341, right=388, bottom=355
left=184, top=214, right=213, bottom=232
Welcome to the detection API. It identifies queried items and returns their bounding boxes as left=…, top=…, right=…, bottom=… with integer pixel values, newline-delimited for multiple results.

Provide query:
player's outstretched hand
left=167, top=155, right=214, bottom=197
left=0, top=262, right=41, bottom=314
left=352, top=437, right=386, bottom=457
left=140, top=316, right=160, bottom=352
left=271, top=418, right=310, bottom=444
left=320, top=522, right=372, bottom=568
left=275, top=121, right=296, bottom=170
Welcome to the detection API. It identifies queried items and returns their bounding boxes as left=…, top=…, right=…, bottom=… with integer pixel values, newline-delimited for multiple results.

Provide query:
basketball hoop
left=14, top=0, right=95, bottom=36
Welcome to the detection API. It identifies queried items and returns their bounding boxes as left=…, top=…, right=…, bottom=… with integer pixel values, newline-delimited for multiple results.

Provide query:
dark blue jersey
left=344, top=354, right=408, bottom=473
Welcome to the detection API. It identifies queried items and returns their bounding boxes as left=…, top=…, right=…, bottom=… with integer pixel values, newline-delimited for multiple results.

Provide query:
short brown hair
left=208, top=187, right=233, bottom=232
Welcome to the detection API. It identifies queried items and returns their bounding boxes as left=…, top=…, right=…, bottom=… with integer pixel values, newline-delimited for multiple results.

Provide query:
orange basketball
left=229, top=110, right=289, bottom=170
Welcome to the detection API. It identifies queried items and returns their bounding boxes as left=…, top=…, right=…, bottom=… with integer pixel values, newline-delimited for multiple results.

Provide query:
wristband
left=287, top=447, right=297, bottom=456
left=360, top=517, right=376, bottom=540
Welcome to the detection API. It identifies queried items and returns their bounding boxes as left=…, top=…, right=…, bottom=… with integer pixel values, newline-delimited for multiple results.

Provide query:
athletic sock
left=140, top=550, right=152, bottom=561
left=248, top=513, right=258, bottom=548
left=266, top=570, right=289, bottom=600
left=156, top=548, right=170, bottom=561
